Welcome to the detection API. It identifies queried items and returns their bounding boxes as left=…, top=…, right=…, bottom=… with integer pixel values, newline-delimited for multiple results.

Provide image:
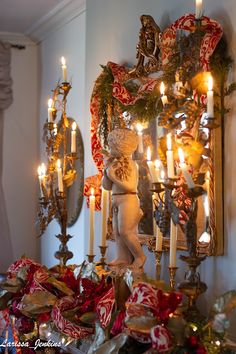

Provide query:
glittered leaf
left=19, top=290, right=57, bottom=316
left=79, top=311, right=97, bottom=324
left=0, top=291, right=13, bottom=310
left=1, top=277, right=24, bottom=293
left=47, top=277, right=74, bottom=296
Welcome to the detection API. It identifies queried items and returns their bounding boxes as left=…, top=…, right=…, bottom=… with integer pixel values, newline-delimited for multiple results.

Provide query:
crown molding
left=0, top=32, right=36, bottom=46
left=25, top=0, right=86, bottom=44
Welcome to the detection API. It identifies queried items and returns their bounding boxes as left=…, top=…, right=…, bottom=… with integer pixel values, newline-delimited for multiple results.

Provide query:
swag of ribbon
left=97, top=282, right=182, bottom=352
left=84, top=14, right=222, bottom=210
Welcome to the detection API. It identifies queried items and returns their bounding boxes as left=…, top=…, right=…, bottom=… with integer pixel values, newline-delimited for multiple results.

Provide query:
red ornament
left=188, top=335, right=199, bottom=347
left=37, top=312, right=51, bottom=323
left=15, top=316, right=35, bottom=334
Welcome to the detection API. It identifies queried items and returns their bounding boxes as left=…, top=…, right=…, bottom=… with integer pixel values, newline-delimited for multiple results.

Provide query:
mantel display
left=2, top=3, right=236, bottom=354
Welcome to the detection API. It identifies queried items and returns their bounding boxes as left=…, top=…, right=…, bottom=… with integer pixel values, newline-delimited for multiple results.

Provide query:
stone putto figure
left=102, top=128, right=146, bottom=269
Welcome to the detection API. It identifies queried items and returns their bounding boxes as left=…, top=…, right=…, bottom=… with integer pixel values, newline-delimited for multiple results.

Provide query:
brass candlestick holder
left=98, top=245, right=108, bottom=268
left=37, top=81, right=79, bottom=266
left=148, top=239, right=164, bottom=280
left=177, top=193, right=207, bottom=320
left=178, top=254, right=207, bottom=321
left=87, top=254, right=95, bottom=263
left=168, top=266, right=178, bottom=290
left=154, top=250, right=163, bottom=280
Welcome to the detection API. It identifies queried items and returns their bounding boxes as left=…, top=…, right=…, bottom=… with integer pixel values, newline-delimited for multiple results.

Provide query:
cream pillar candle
left=195, top=0, right=203, bottom=19
left=71, top=122, right=77, bottom=153
left=38, top=165, right=43, bottom=198
left=147, top=147, right=158, bottom=182
left=152, top=193, right=163, bottom=251
left=152, top=192, right=157, bottom=237
left=169, top=219, right=177, bottom=267
left=57, top=159, right=63, bottom=193
left=156, top=227, right=163, bottom=251
left=205, top=170, right=210, bottom=194
left=101, top=187, right=108, bottom=247
left=178, top=148, right=195, bottom=188
left=207, top=75, right=214, bottom=117
left=47, top=99, right=53, bottom=123
left=38, top=163, right=46, bottom=197
left=154, top=159, right=161, bottom=181
left=61, top=56, right=68, bottom=82
left=136, top=123, right=144, bottom=154
left=166, top=133, right=175, bottom=178
left=160, top=82, right=168, bottom=105
left=89, top=188, right=95, bottom=255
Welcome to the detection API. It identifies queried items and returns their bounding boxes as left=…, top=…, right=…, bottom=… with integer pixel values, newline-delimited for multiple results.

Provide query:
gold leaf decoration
left=63, top=169, right=77, bottom=187
left=47, top=276, right=75, bottom=296
left=0, top=291, right=13, bottom=310
left=19, top=290, right=57, bottom=316
left=79, top=311, right=97, bottom=324
left=1, top=276, right=24, bottom=293
left=54, top=132, right=63, bottom=151
left=63, top=113, right=69, bottom=127
left=191, top=71, right=212, bottom=94
left=158, top=137, right=168, bottom=166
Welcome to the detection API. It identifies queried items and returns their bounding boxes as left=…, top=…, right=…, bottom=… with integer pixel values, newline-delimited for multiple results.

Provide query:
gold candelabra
left=168, top=266, right=178, bottom=290
left=37, top=80, right=78, bottom=266
left=98, top=245, right=108, bottom=268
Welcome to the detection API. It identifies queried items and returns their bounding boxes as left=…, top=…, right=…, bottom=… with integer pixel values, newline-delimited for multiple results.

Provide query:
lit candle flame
left=61, top=56, right=66, bottom=66
left=48, top=98, right=53, bottom=109
left=208, top=75, right=213, bottom=91
left=199, top=231, right=211, bottom=243
left=57, top=159, right=61, bottom=169
left=146, top=146, right=151, bottom=161
left=154, top=159, right=161, bottom=169
left=37, top=165, right=42, bottom=176
left=160, top=82, right=165, bottom=95
left=136, top=122, right=143, bottom=133
left=53, top=123, right=57, bottom=135
left=72, top=121, right=77, bottom=131
left=160, top=170, right=165, bottom=180
left=91, top=187, right=94, bottom=196
left=41, top=163, right=46, bottom=176
left=178, top=147, right=185, bottom=164
left=204, top=197, right=209, bottom=217
left=166, top=133, right=172, bottom=151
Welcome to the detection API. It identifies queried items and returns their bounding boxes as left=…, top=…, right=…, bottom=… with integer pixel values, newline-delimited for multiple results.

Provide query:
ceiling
left=0, top=0, right=66, bottom=34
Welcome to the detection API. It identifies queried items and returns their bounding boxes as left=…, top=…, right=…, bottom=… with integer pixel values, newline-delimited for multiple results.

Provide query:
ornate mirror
left=87, top=14, right=235, bottom=258
left=66, top=118, right=84, bottom=226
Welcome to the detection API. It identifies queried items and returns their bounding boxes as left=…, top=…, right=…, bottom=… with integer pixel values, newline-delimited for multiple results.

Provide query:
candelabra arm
left=154, top=250, right=162, bottom=280
left=168, top=266, right=178, bottom=290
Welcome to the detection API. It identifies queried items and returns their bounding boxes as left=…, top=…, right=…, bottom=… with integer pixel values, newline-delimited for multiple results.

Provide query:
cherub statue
left=102, top=129, right=146, bottom=269
left=129, top=14, right=161, bottom=77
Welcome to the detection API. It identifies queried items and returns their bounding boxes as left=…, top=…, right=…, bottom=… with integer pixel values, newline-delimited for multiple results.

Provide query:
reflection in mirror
left=66, top=118, right=84, bottom=226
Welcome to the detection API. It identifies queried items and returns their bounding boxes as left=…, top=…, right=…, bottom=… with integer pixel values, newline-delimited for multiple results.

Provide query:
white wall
left=3, top=43, right=38, bottom=261
left=39, top=9, right=86, bottom=267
